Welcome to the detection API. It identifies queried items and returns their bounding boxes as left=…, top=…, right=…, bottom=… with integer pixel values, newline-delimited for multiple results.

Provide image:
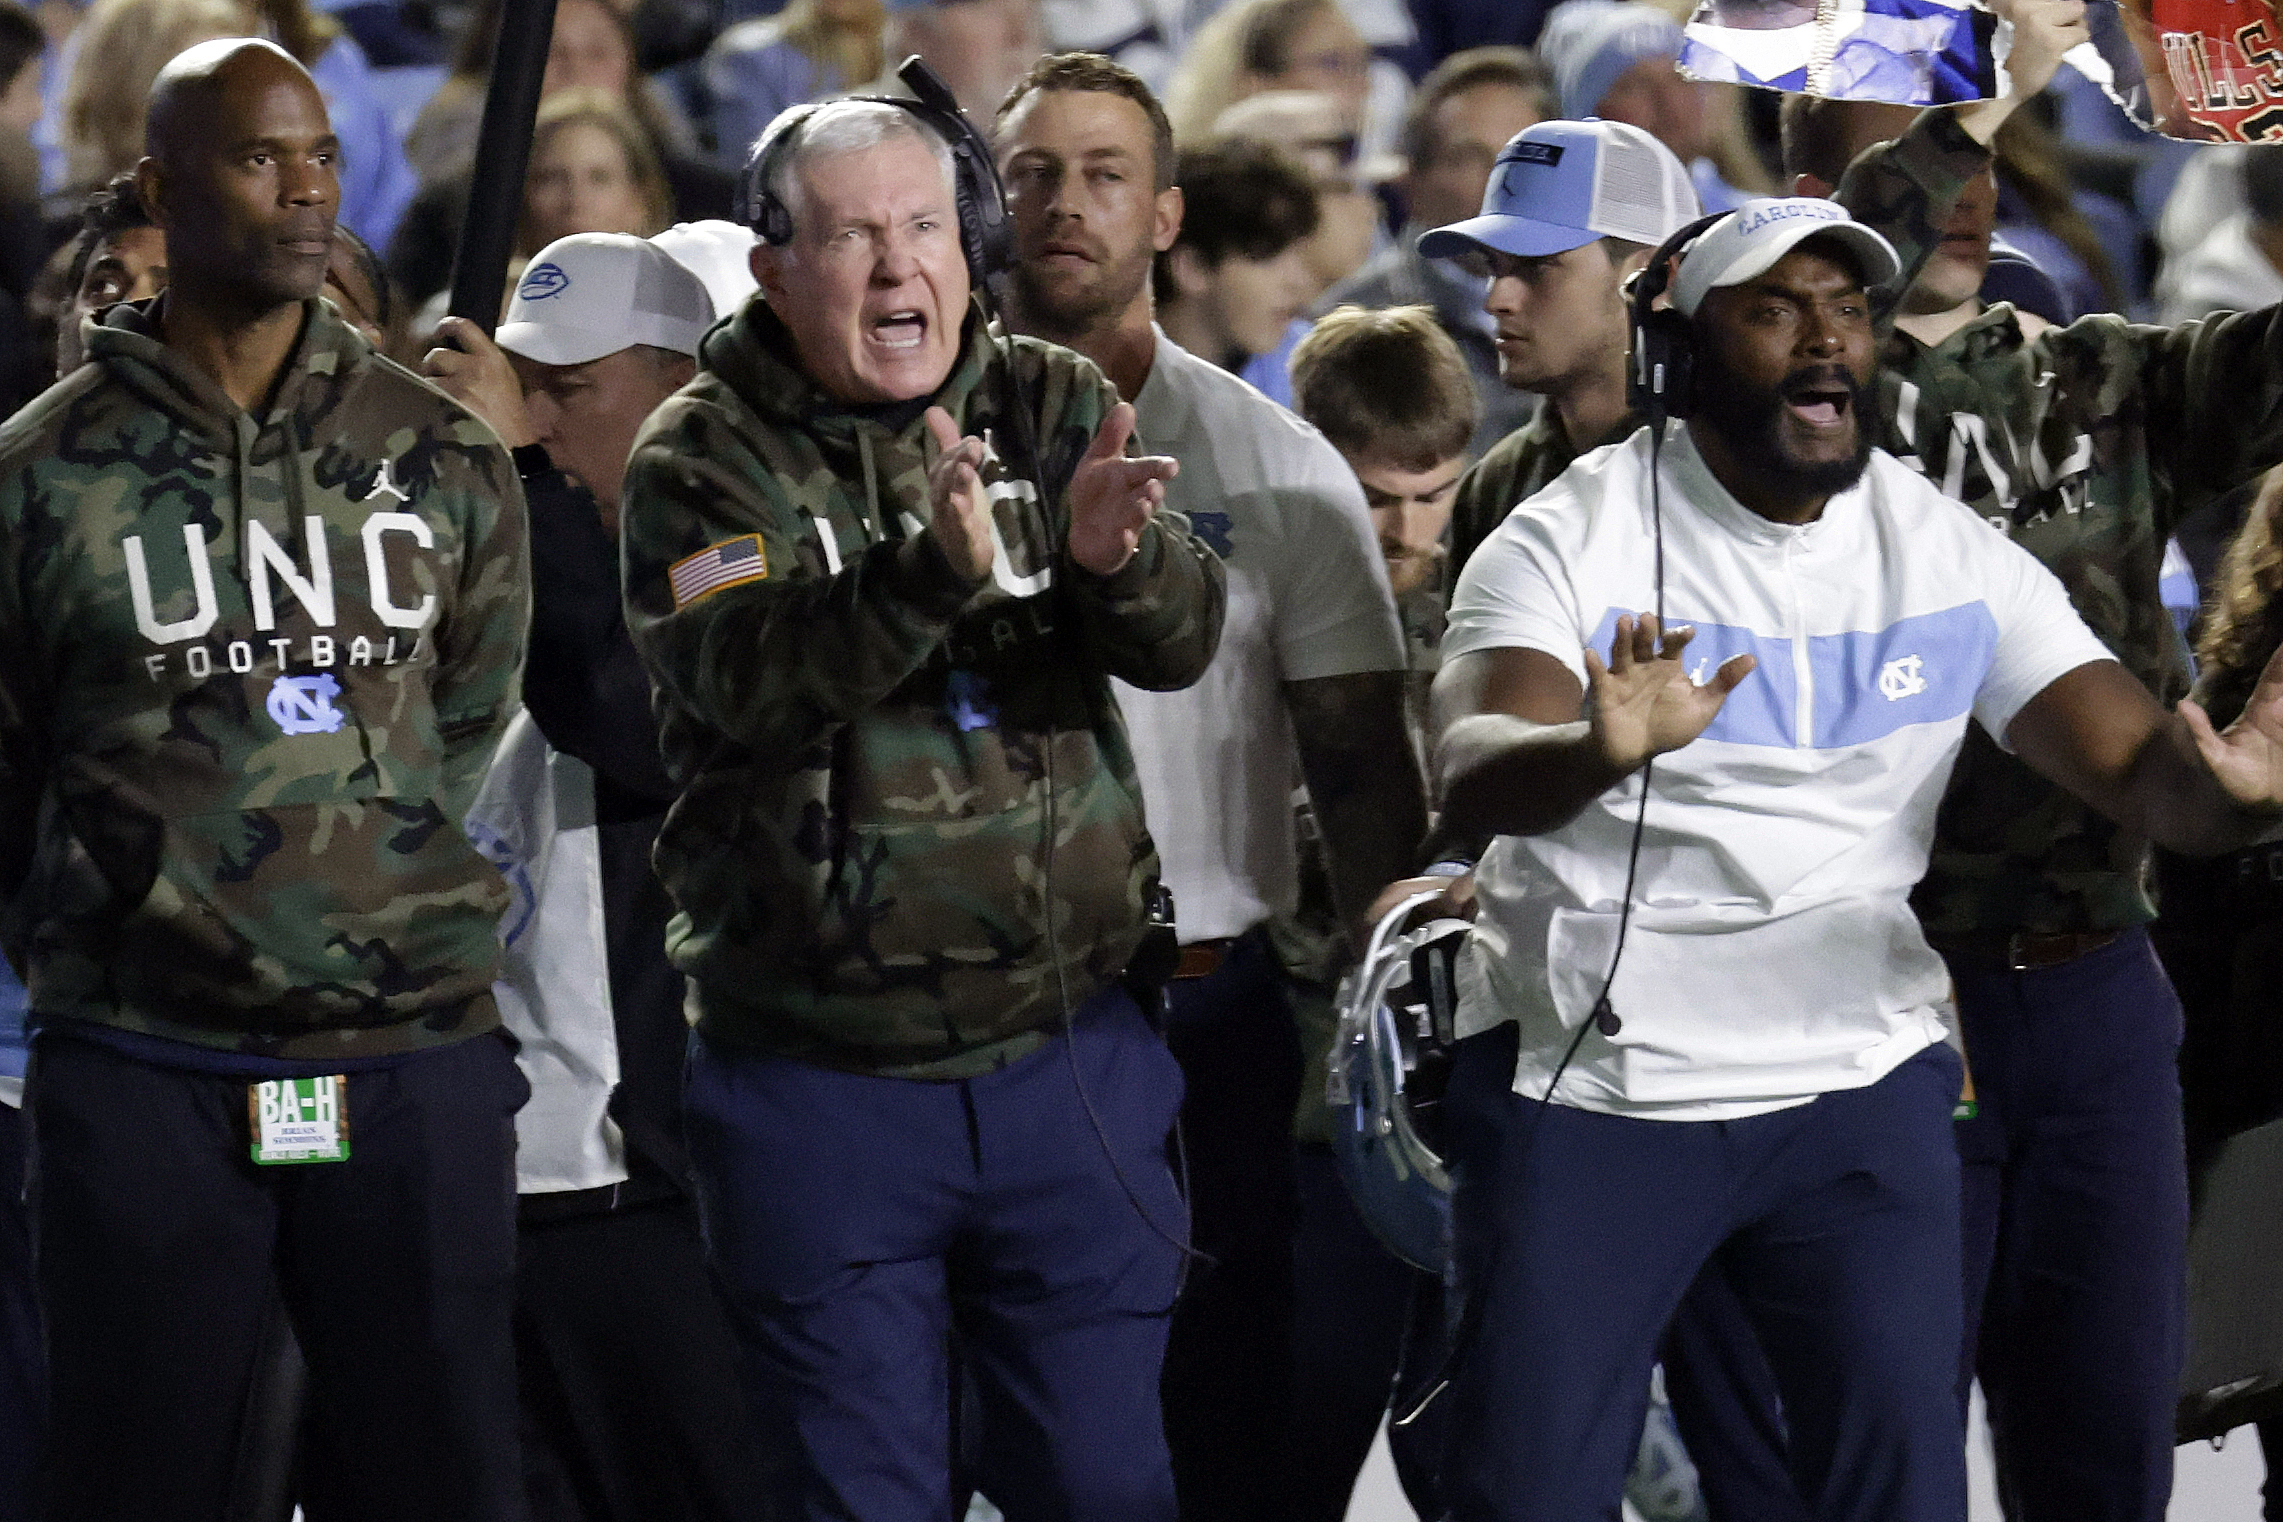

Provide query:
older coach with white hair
left=618, top=96, right=1227, bottom=1519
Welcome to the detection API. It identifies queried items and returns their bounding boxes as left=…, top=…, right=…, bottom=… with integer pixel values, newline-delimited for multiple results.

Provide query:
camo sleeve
left=621, top=399, right=989, bottom=757
left=1834, top=106, right=1990, bottom=326
left=429, top=433, right=530, bottom=819
left=2138, top=304, right=2283, bottom=531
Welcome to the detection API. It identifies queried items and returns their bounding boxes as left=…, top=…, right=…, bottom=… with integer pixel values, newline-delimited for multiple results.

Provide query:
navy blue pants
left=1662, top=929, right=2190, bottom=1522
left=1441, top=1027, right=1966, bottom=1522
left=685, top=988, right=1187, bottom=1522
left=29, top=1028, right=530, bottom=1522
left=1157, top=930, right=1302, bottom=1522
left=1954, top=929, right=2187, bottom=1522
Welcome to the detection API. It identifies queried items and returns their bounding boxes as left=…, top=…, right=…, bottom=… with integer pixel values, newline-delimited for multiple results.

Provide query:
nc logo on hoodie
left=267, top=672, right=346, bottom=736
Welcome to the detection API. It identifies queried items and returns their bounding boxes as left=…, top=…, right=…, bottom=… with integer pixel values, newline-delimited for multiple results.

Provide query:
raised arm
left=2007, top=654, right=2283, bottom=855
left=1431, top=614, right=1754, bottom=842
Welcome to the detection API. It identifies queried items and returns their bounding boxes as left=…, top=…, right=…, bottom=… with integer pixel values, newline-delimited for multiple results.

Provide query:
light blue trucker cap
left=1417, top=118, right=1699, bottom=262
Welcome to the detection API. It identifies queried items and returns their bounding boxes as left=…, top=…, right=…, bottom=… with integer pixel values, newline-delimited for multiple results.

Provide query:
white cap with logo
left=1669, top=198, right=1901, bottom=317
left=498, top=232, right=716, bottom=366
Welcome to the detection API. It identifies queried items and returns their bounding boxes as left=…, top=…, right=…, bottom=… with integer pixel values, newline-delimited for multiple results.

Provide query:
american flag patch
left=668, top=535, right=768, bottom=608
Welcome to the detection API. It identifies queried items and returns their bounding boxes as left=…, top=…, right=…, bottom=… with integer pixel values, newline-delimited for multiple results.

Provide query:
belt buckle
left=2004, top=932, right=2040, bottom=972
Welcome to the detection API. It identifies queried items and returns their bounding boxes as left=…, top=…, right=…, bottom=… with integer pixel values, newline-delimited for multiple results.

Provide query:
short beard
left=1691, top=342, right=1871, bottom=498
left=1009, top=247, right=1153, bottom=344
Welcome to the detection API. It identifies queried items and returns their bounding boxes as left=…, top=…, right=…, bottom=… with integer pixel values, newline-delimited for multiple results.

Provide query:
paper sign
left=248, top=1076, right=350, bottom=1165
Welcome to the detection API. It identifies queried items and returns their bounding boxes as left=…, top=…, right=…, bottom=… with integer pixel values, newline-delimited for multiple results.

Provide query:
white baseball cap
left=1669, top=198, right=1900, bottom=317
left=498, top=233, right=715, bottom=366
left=1417, top=119, right=1698, bottom=260
left=651, top=220, right=760, bottom=320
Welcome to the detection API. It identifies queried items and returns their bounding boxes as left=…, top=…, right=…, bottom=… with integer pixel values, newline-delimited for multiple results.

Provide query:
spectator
left=1431, top=119, right=1695, bottom=582
left=0, top=40, right=528, bottom=1520
left=1535, top=0, right=1766, bottom=211
left=323, top=221, right=390, bottom=345
left=1281, top=302, right=1477, bottom=1519
left=993, top=52, right=1423, bottom=1522
left=1316, top=44, right=1553, bottom=458
left=1164, top=0, right=1372, bottom=148
left=2161, top=144, right=2283, bottom=323
left=869, top=0, right=1042, bottom=121
left=56, top=0, right=242, bottom=192
left=404, top=0, right=697, bottom=184
left=49, top=171, right=164, bottom=375
left=1155, top=138, right=1319, bottom=401
left=1211, top=89, right=1383, bottom=293
left=389, top=0, right=732, bottom=312
left=520, top=89, right=674, bottom=257
left=702, top=0, right=885, bottom=170
left=423, top=232, right=769, bottom=1522
left=619, top=95, right=1222, bottom=1520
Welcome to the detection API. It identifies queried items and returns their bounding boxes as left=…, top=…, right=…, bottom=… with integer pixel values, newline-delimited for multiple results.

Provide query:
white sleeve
left=1440, top=496, right=1590, bottom=682
left=1269, top=435, right=1408, bottom=683
left=1971, top=530, right=2119, bottom=749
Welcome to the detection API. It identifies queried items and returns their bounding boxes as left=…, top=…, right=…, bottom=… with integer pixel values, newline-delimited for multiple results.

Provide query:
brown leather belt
left=1174, top=938, right=1238, bottom=980
left=1927, top=928, right=2126, bottom=974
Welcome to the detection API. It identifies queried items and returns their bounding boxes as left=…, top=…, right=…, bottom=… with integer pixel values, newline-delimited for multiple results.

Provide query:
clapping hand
left=1068, top=402, right=1179, bottom=577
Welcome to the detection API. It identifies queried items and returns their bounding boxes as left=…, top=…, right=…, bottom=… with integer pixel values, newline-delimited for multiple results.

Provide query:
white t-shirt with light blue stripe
left=1445, top=421, right=2114, bottom=1120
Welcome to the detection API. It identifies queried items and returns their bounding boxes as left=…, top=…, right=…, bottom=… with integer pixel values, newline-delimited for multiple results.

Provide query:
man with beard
left=0, top=38, right=528, bottom=1521
left=1429, top=197, right=2283, bottom=1522
left=991, top=53, right=1423, bottom=1522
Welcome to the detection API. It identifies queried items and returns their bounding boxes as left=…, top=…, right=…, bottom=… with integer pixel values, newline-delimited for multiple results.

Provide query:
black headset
left=739, top=56, right=1016, bottom=291
left=1624, top=211, right=1729, bottom=425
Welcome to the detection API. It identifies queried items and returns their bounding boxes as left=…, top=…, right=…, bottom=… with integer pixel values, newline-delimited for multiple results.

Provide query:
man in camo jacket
left=620, top=97, right=1224, bottom=1519
left=0, top=40, right=529, bottom=1522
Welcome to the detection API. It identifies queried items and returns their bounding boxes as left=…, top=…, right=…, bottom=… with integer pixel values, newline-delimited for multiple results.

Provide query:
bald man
left=0, top=40, right=530, bottom=1522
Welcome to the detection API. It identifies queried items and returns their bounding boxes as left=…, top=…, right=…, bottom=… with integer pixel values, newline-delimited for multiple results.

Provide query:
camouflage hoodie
left=623, top=300, right=1225, bottom=1078
left=0, top=299, right=528, bottom=1059
left=1836, top=114, right=2283, bottom=933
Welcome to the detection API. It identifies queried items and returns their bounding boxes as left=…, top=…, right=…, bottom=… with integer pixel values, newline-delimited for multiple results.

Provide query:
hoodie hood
left=89, top=297, right=371, bottom=453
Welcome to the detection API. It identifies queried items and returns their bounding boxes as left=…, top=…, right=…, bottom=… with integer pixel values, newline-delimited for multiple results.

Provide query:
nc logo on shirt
left=1878, top=654, right=1928, bottom=702
left=1188, top=511, right=1235, bottom=559
left=518, top=262, right=570, bottom=301
left=267, top=672, right=346, bottom=735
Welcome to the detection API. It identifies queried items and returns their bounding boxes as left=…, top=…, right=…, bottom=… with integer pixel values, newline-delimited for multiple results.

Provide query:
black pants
left=517, top=1198, right=767, bottom=1522
left=30, top=1030, right=529, bottom=1522
left=0, top=1103, right=38, bottom=1520
left=1283, top=1143, right=1445, bottom=1522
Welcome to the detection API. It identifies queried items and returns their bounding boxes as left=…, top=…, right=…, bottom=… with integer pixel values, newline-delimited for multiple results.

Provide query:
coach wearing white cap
left=1419, top=117, right=1699, bottom=588
left=1428, top=198, right=2283, bottom=1522
left=423, top=234, right=769, bottom=1519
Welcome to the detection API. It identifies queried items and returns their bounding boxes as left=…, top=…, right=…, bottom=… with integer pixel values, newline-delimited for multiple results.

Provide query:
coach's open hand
left=1068, top=402, right=1179, bottom=577
left=2181, top=639, right=2283, bottom=815
left=1587, top=612, right=1757, bottom=772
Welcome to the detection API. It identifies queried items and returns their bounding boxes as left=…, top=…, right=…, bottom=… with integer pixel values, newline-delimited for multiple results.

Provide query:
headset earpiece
left=1626, top=212, right=1727, bottom=425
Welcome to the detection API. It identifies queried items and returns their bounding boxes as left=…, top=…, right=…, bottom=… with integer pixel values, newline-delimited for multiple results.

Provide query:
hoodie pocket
left=107, top=798, right=508, bottom=1030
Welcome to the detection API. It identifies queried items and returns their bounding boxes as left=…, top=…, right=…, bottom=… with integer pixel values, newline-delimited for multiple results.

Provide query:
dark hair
left=1158, top=138, right=1318, bottom=292
left=995, top=51, right=1178, bottom=192
left=0, top=0, right=41, bottom=94
left=2248, top=145, right=2283, bottom=229
left=1777, top=93, right=1915, bottom=187
left=330, top=223, right=393, bottom=331
left=1291, top=304, right=1478, bottom=470
left=64, top=173, right=155, bottom=298
left=1239, top=0, right=1336, bottom=76
left=1399, top=46, right=1553, bottom=172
